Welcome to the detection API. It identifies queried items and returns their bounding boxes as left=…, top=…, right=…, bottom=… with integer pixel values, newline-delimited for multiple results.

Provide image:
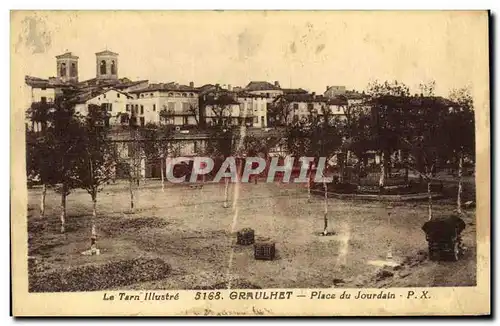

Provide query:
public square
left=27, top=175, right=476, bottom=291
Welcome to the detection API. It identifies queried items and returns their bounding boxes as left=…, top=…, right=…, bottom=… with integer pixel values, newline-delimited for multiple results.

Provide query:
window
left=100, top=60, right=107, bottom=74
left=103, top=94, right=107, bottom=99
left=183, top=116, right=188, bottom=125
left=111, top=60, right=116, bottom=75
left=253, top=116, right=258, bottom=123
left=126, top=104, right=130, bottom=112
left=70, top=62, right=77, bottom=77
left=153, top=104, right=156, bottom=112
left=135, top=105, right=139, bottom=113
left=41, top=96, right=47, bottom=103
left=150, top=93, right=154, bottom=97
left=189, top=93, right=194, bottom=97
left=307, top=103, right=314, bottom=111
left=293, top=103, right=299, bottom=110
left=182, top=102, right=190, bottom=112
left=101, top=103, right=112, bottom=112
left=140, top=105, right=144, bottom=115
left=117, top=93, right=120, bottom=98
left=182, top=93, right=187, bottom=97
left=168, top=92, right=173, bottom=96
left=140, top=117, right=145, bottom=126
left=167, top=102, right=175, bottom=111
left=141, top=94, right=144, bottom=98
left=59, top=63, right=66, bottom=77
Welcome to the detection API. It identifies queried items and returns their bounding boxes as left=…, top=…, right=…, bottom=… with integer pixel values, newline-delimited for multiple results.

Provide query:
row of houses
left=24, top=50, right=367, bottom=132
left=23, top=50, right=367, bottom=179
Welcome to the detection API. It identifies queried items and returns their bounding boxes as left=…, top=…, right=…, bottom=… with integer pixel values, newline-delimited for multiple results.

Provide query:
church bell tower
left=56, top=52, right=79, bottom=83
left=96, top=50, right=119, bottom=80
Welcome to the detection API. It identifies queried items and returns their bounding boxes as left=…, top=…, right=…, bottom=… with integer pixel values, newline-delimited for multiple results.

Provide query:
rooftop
left=282, top=88, right=308, bottom=94
left=244, top=81, right=281, bottom=92
left=25, top=75, right=76, bottom=88
left=71, top=88, right=133, bottom=104
left=55, top=52, right=79, bottom=59
left=278, top=93, right=348, bottom=105
left=129, top=82, right=198, bottom=94
left=96, top=50, right=119, bottom=56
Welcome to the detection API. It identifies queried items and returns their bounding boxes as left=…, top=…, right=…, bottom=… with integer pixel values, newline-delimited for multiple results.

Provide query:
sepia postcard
left=10, top=10, right=490, bottom=316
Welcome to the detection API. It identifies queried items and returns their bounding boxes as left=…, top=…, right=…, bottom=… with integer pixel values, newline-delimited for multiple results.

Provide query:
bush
left=29, top=258, right=171, bottom=292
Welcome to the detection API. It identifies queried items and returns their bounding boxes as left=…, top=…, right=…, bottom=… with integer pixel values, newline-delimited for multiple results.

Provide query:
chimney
left=326, top=85, right=330, bottom=91
left=227, top=84, right=232, bottom=91
left=312, top=92, right=316, bottom=99
left=274, top=81, right=280, bottom=88
left=189, top=81, right=194, bottom=88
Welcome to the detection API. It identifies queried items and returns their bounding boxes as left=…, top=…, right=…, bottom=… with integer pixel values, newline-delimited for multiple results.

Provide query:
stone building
left=272, top=93, right=348, bottom=125
left=129, top=82, right=199, bottom=127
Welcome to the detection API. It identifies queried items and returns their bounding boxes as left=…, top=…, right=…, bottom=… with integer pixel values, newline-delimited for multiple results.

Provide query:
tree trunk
left=378, top=152, right=385, bottom=188
left=91, top=194, right=98, bottom=253
left=160, top=155, right=165, bottom=192
left=307, top=169, right=311, bottom=202
left=427, top=180, right=433, bottom=221
left=323, top=178, right=328, bottom=235
left=129, top=176, right=134, bottom=210
left=384, top=150, right=389, bottom=178
left=40, top=184, right=47, bottom=217
left=339, top=152, right=345, bottom=184
left=223, top=177, right=229, bottom=208
left=60, top=188, right=67, bottom=233
left=457, top=153, right=463, bottom=214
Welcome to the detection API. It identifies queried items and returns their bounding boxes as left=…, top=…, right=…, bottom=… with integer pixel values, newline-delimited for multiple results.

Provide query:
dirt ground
left=26, top=178, right=477, bottom=291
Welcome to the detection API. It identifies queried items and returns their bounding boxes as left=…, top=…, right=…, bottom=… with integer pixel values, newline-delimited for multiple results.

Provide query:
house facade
left=244, top=81, right=284, bottom=101
left=274, top=93, right=348, bottom=124
left=73, top=88, right=133, bottom=126
left=130, top=83, right=199, bottom=127
left=199, top=85, right=268, bottom=128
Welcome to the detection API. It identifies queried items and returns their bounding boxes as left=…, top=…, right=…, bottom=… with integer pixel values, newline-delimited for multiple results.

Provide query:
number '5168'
left=195, top=292, right=222, bottom=300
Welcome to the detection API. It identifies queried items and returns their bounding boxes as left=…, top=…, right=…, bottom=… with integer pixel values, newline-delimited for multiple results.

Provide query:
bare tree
left=26, top=101, right=54, bottom=217
left=74, top=104, right=116, bottom=253
left=446, top=87, right=475, bottom=214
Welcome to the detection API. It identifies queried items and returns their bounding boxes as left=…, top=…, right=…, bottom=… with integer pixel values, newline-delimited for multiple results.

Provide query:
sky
left=11, top=11, right=489, bottom=96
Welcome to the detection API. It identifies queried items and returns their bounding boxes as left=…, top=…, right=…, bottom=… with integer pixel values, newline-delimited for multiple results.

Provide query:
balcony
left=160, top=109, right=194, bottom=117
